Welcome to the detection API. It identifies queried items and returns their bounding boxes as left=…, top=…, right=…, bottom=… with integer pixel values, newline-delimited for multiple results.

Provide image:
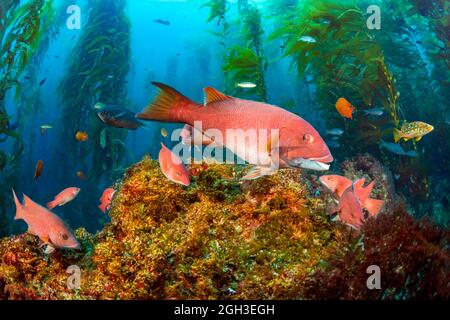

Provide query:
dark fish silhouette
left=34, top=160, right=43, bottom=181
left=95, top=103, right=143, bottom=130
left=39, top=78, right=47, bottom=86
left=154, top=19, right=170, bottom=26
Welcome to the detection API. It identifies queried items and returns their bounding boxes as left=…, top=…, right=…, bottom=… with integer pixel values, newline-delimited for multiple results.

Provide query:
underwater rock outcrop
left=0, top=156, right=449, bottom=299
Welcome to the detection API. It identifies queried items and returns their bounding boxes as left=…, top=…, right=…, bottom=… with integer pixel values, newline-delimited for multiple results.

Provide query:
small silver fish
left=298, top=36, right=317, bottom=43
left=327, top=140, right=341, bottom=149
left=363, top=108, right=384, bottom=116
left=236, top=82, right=257, bottom=89
left=326, top=128, right=344, bottom=136
left=380, top=140, right=418, bottom=157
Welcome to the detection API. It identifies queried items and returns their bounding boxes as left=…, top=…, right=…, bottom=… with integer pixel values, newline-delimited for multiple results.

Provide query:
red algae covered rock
left=0, top=155, right=448, bottom=300
left=301, top=209, right=450, bottom=299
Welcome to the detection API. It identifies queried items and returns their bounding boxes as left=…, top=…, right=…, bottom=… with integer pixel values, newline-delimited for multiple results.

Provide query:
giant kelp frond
left=205, top=0, right=267, bottom=100
left=57, top=0, right=131, bottom=229
left=201, top=0, right=228, bottom=23
left=59, top=0, right=130, bottom=181
left=0, top=0, right=54, bottom=237
left=271, top=0, right=402, bottom=145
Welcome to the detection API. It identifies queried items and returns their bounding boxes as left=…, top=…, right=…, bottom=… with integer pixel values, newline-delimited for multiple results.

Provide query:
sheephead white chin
left=290, top=158, right=330, bottom=171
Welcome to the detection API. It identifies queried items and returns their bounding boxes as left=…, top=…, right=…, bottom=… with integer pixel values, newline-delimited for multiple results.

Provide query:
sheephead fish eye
left=303, top=134, right=314, bottom=144
left=62, top=234, right=69, bottom=240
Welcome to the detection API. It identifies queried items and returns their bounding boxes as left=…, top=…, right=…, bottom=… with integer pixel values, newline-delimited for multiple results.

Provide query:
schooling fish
left=137, top=82, right=333, bottom=179
left=393, top=121, right=433, bottom=143
left=47, top=187, right=80, bottom=210
left=326, top=128, right=344, bottom=136
left=12, top=190, right=79, bottom=249
left=336, top=98, right=355, bottom=119
left=34, top=160, right=43, bottom=181
left=236, top=82, right=257, bottom=89
left=158, top=142, right=190, bottom=186
left=298, top=36, right=317, bottom=43
left=40, top=124, right=53, bottom=130
left=380, top=140, right=418, bottom=157
left=363, top=108, right=384, bottom=116
left=154, top=19, right=170, bottom=25
left=98, top=187, right=115, bottom=213
left=327, top=140, right=340, bottom=149
left=95, top=103, right=144, bottom=130
left=75, top=131, right=89, bottom=142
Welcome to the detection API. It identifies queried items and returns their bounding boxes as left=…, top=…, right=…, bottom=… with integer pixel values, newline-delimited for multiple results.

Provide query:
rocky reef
left=0, top=156, right=449, bottom=299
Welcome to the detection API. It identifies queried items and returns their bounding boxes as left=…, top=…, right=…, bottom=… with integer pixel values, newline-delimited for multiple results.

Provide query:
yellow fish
left=161, top=128, right=168, bottom=138
left=393, top=121, right=433, bottom=143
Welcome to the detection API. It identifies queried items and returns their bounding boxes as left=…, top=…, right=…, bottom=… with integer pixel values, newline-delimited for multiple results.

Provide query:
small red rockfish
left=47, top=187, right=80, bottom=210
left=98, top=187, right=115, bottom=213
left=137, top=82, right=333, bottom=179
left=12, top=190, right=79, bottom=249
left=320, top=174, right=384, bottom=218
left=158, top=142, right=190, bottom=186
left=338, top=186, right=365, bottom=230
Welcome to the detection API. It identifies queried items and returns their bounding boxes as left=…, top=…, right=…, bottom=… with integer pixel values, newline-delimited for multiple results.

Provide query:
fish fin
left=46, top=200, right=57, bottom=210
left=182, top=124, right=215, bottom=146
left=136, top=82, right=199, bottom=122
left=255, top=131, right=280, bottom=167
left=353, top=178, right=365, bottom=191
left=355, top=181, right=375, bottom=203
left=12, top=189, right=24, bottom=220
left=203, top=87, right=232, bottom=105
left=98, top=204, right=106, bottom=213
left=393, top=128, right=402, bottom=143
left=241, top=166, right=276, bottom=180
left=22, top=193, right=35, bottom=209
left=364, top=199, right=384, bottom=218
left=415, top=136, right=422, bottom=142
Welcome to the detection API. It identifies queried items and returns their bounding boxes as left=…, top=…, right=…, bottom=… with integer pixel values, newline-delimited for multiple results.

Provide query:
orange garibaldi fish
left=336, top=97, right=355, bottom=119
left=12, top=190, right=79, bottom=249
left=137, top=82, right=333, bottom=179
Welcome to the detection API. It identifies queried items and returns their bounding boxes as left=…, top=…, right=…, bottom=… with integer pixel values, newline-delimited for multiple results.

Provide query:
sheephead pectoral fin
left=241, top=166, right=276, bottom=180
left=203, top=87, right=232, bottom=105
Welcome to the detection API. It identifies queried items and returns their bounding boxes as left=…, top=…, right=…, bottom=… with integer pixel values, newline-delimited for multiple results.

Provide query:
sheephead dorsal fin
left=203, top=87, right=232, bottom=105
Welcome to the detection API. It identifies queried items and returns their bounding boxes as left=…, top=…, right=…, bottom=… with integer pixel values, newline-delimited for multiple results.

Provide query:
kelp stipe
left=58, top=0, right=131, bottom=228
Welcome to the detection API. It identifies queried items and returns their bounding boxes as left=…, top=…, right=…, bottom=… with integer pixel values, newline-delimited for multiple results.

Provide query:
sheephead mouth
left=289, top=154, right=333, bottom=171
